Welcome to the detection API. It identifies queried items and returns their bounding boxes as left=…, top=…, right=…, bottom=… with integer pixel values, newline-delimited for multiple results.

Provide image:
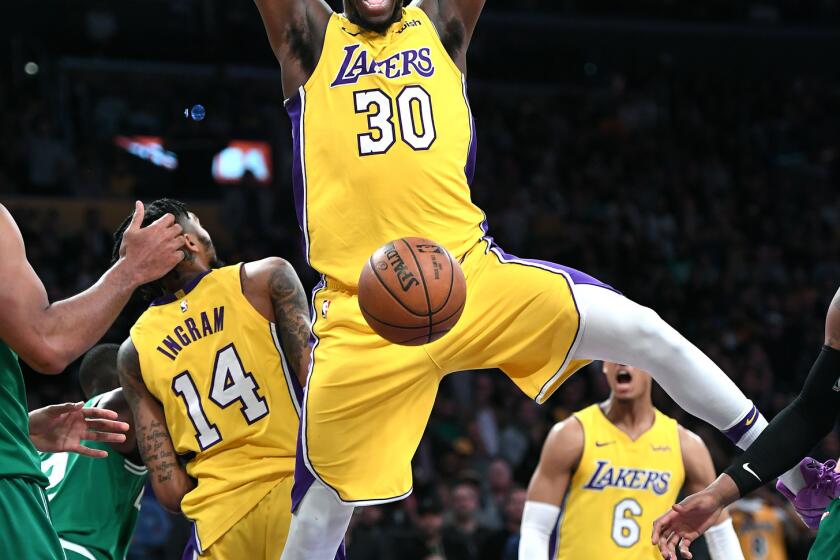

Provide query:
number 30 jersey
left=286, top=6, right=485, bottom=288
left=553, top=405, right=685, bottom=560
left=130, top=264, right=302, bottom=551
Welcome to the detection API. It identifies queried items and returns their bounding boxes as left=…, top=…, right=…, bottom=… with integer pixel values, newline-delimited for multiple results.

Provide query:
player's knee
left=632, top=306, right=683, bottom=356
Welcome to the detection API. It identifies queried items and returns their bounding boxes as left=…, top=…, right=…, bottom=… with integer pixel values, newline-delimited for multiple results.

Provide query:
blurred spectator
left=478, top=487, right=527, bottom=560
left=443, top=481, right=492, bottom=560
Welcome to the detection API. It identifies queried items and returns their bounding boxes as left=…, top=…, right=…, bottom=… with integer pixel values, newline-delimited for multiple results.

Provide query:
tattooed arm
left=242, top=258, right=311, bottom=386
left=117, top=338, right=195, bottom=513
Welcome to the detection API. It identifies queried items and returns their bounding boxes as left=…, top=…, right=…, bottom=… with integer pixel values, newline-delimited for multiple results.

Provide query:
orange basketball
left=358, top=237, right=467, bottom=346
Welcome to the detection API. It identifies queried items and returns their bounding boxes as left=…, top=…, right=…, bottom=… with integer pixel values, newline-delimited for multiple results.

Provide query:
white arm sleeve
left=704, top=517, right=745, bottom=560
left=519, top=501, right=560, bottom=560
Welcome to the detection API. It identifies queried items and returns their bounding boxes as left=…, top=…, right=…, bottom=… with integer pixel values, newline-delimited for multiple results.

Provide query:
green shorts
left=0, top=477, right=65, bottom=559
left=810, top=498, right=840, bottom=560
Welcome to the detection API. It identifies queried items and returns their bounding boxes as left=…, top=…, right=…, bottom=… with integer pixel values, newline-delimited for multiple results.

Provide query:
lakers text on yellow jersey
left=285, top=5, right=486, bottom=288
left=130, top=265, right=301, bottom=552
left=553, top=404, right=685, bottom=560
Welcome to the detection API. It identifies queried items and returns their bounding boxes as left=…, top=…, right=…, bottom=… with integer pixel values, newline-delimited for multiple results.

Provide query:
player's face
left=603, top=362, right=652, bottom=402
left=182, top=213, right=221, bottom=269
left=344, top=0, right=403, bottom=32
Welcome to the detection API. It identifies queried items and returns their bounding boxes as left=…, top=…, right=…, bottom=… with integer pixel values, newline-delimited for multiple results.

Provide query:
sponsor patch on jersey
left=583, top=459, right=672, bottom=495
left=331, top=44, right=435, bottom=87
left=833, top=376, right=840, bottom=392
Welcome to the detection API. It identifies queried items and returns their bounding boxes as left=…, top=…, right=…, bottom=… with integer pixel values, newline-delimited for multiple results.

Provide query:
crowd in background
left=3, top=1, right=840, bottom=556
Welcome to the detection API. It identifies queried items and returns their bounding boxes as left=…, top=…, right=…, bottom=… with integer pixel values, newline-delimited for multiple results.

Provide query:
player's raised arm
left=417, top=0, right=487, bottom=70
left=253, top=0, right=331, bottom=94
left=118, top=338, right=194, bottom=513
left=519, top=418, right=583, bottom=559
left=678, top=427, right=744, bottom=560
left=0, top=203, right=184, bottom=374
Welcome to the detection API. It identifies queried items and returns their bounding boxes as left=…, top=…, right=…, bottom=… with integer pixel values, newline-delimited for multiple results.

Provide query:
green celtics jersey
left=40, top=395, right=148, bottom=560
left=0, top=340, right=48, bottom=486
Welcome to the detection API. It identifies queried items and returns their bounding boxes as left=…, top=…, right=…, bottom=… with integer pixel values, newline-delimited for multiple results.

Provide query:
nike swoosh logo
left=745, top=408, right=758, bottom=426
left=341, top=27, right=362, bottom=36
left=595, top=441, right=615, bottom=447
left=743, top=463, right=762, bottom=481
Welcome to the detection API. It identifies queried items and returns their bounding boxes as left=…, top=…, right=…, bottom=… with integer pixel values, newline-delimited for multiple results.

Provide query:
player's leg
left=0, top=478, right=65, bottom=559
left=281, top=479, right=354, bottom=560
left=283, top=284, right=438, bottom=559
left=571, top=282, right=766, bottom=449
left=434, top=243, right=765, bottom=451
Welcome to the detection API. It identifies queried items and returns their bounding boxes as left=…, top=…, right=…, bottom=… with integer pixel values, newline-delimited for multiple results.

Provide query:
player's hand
left=29, top=402, right=129, bottom=458
left=117, top=201, right=185, bottom=286
left=652, top=490, right=726, bottom=559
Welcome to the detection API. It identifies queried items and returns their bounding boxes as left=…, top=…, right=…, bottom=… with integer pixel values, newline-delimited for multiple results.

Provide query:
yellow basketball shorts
left=183, top=477, right=292, bottom=560
left=301, top=239, right=614, bottom=504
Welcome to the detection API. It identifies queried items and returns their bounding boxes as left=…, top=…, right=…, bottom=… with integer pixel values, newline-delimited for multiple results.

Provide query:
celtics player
left=253, top=1, right=801, bottom=558
left=112, top=199, right=342, bottom=559
left=0, top=202, right=183, bottom=557
left=41, top=344, right=147, bottom=560
left=520, top=362, right=744, bottom=559
left=653, top=288, right=840, bottom=559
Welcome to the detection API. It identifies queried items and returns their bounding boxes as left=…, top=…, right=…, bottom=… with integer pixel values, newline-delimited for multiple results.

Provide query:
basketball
left=358, top=237, right=467, bottom=346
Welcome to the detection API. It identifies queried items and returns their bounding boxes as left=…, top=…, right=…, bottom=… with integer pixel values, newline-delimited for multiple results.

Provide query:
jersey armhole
left=284, top=13, right=339, bottom=105
left=406, top=6, right=464, bottom=78
left=568, top=414, right=586, bottom=475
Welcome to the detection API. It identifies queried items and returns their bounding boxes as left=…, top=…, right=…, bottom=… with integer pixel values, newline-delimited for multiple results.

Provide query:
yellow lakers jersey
left=730, top=499, right=788, bottom=560
left=286, top=6, right=486, bottom=288
left=130, top=264, right=301, bottom=551
left=554, top=404, right=685, bottom=560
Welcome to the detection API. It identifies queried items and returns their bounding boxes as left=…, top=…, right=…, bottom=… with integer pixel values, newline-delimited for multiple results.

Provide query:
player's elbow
left=156, top=490, right=186, bottom=514
left=23, top=345, right=71, bottom=375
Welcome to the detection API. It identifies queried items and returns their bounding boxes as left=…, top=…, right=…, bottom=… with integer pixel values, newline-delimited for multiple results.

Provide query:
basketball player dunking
left=252, top=2, right=793, bottom=557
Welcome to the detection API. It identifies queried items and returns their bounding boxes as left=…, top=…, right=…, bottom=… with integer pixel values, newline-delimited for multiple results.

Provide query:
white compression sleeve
left=519, top=501, right=560, bottom=560
left=280, top=479, right=354, bottom=560
left=572, top=284, right=766, bottom=448
left=705, top=518, right=745, bottom=560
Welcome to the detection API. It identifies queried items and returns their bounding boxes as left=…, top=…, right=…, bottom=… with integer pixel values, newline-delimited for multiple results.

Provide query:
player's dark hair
left=111, top=198, right=190, bottom=301
left=78, top=344, right=121, bottom=399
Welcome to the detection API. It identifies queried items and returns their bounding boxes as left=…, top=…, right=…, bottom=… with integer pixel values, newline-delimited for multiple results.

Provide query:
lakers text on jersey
left=552, top=405, right=685, bottom=560
left=130, top=264, right=302, bottom=551
left=285, top=6, right=485, bottom=288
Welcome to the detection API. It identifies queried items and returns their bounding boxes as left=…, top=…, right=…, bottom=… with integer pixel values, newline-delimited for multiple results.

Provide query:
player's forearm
left=135, top=415, right=194, bottom=513
left=519, top=501, right=560, bottom=560
left=724, top=346, right=840, bottom=496
left=32, top=260, right=140, bottom=373
left=704, top=517, right=745, bottom=560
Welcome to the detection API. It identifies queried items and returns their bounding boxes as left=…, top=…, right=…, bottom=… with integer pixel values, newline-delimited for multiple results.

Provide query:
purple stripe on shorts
left=491, top=243, right=619, bottom=293
left=724, top=404, right=758, bottom=444
left=284, top=92, right=307, bottom=262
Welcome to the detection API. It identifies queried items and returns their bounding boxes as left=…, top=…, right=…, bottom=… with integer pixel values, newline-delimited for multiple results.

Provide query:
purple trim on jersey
left=150, top=270, right=214, bottom=307
left=723, top=404, right=758, bottom=444
left=490, top=242, right=619, bottom=293
left=181, top=525, right=201, bottom=559
left=548, top=518, right=559, bottom=559
left=462, top=80, right=477, bottom=186
left=465, top=114, right=477, bottom=185
left=285, top=93, right=305, bottom=234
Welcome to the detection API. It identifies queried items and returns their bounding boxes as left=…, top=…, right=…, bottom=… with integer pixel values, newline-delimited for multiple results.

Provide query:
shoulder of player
left=676, top=424, right=712, bottom=467
left=543, top=417, right=584, bottom=466
left=242, top=257, right=294, bottom=292
left=94, top=388, right=132, bottom=422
